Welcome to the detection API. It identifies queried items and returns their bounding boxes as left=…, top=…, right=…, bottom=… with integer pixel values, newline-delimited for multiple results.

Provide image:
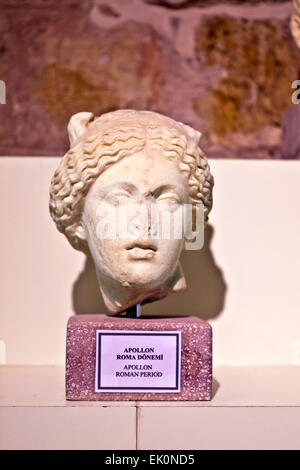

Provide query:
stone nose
left=127, top=200, right=158, bottom=239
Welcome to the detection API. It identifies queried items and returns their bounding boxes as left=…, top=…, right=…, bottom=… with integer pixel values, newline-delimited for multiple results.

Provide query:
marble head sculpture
left=49, top=110, right=213, bottom=314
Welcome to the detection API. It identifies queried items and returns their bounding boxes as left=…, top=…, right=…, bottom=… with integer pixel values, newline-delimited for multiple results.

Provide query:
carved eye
left=157, top=193, right=181, bottom=211
left=106, top=191, right=132, bottom=206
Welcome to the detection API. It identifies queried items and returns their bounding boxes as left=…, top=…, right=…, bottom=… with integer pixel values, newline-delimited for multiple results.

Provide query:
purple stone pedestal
left=66, top=315, right=212, bottom=401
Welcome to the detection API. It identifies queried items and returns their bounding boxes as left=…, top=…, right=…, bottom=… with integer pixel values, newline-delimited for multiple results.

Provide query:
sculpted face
left=82, top=149, right=189, bottom=311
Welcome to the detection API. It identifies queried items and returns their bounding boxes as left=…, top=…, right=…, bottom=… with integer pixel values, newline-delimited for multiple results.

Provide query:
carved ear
left=67, top=112, right=94, bottom=147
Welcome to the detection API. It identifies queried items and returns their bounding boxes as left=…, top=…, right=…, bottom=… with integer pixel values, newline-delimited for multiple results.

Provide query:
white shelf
left=1, top=365, right=300, bottom=449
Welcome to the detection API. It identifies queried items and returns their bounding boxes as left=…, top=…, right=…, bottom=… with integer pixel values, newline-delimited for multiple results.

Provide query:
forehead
left=91, top=149, right=188, bottom=193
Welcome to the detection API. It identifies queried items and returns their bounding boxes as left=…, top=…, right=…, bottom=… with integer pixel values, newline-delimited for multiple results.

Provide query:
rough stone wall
left=0, top=0, right=299, bottom=158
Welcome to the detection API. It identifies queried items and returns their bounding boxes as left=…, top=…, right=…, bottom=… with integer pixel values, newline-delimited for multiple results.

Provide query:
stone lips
left=66, top=315, right=212, bottom=401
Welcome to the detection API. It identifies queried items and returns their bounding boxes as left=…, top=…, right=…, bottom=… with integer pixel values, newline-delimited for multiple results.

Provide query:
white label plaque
left=95, top=330, right=181, bottom=393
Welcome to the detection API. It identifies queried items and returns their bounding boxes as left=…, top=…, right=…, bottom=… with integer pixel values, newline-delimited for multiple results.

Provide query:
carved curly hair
left=49, top=109, right=214, bottom=254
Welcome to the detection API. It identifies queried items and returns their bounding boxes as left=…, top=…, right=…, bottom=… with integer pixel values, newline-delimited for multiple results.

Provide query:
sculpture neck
left=95, top=262, right=187, bottom=315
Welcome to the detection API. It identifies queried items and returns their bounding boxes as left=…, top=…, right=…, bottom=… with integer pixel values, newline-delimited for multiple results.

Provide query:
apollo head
left=49, top=109, right=214, bottom=314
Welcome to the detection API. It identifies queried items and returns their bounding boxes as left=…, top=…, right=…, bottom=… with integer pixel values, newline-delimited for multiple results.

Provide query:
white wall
left=1, top=157, right=299, bottom=366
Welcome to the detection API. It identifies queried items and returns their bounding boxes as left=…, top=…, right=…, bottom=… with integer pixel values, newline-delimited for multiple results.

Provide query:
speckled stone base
left=66, top=315, right=212, bottom=401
